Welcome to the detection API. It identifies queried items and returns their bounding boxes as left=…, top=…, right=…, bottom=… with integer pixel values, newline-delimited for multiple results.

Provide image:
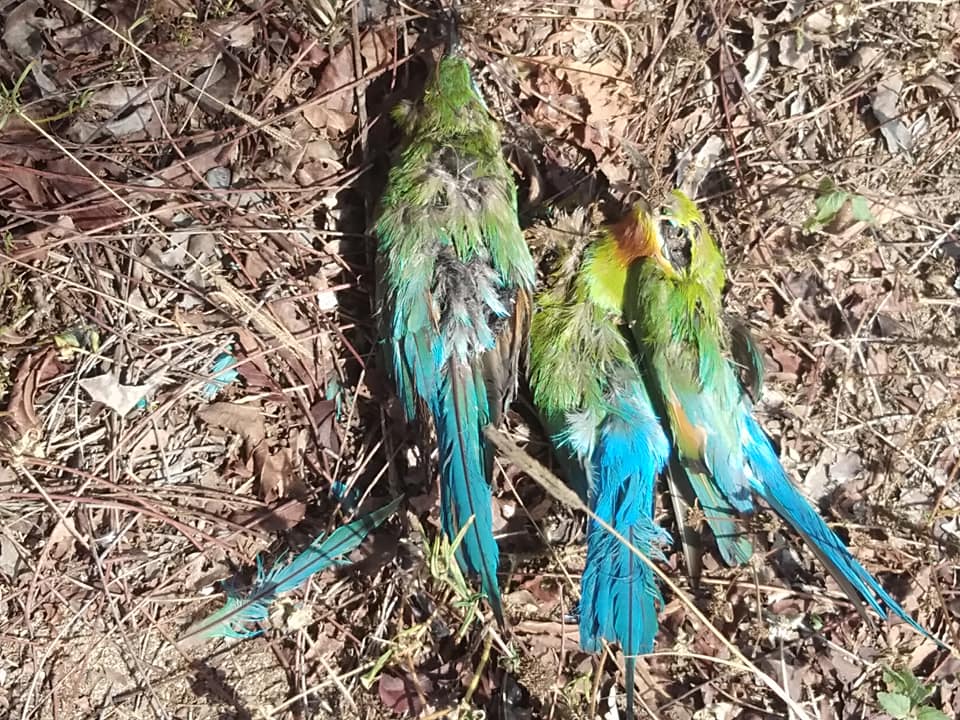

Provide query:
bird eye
left=659, top=218, right=693, bottom=269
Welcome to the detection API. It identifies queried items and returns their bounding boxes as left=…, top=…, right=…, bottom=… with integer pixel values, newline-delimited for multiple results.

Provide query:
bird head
left=611, top=190, right=715, bottom=278
left=609, top=199, right=675, bottom=277
left=426, top=53, right=489, bottom=117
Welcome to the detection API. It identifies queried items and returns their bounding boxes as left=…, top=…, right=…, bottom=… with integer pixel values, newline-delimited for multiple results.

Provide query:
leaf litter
left=0, top=1, right=959, bottom=719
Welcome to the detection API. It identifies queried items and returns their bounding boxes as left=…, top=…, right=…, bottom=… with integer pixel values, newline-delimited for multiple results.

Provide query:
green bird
left=528, top=208, right=672, bottom=718
left=374, top=40, right=535, bottom=623
left=618, top=190, right=934, bottom=642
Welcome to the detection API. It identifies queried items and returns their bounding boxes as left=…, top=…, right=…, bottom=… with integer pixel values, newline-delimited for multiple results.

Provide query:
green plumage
left=530, top=209, right=672, bottom=719
left=621, top=190, right=934, bottom=643
left=531, top=211, right=636, bottom=420
left=375, top=51, right=535, bottom=622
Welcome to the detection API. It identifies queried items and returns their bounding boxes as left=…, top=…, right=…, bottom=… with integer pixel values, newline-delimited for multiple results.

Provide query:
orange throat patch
left=610, top=208, right=674, bottom=276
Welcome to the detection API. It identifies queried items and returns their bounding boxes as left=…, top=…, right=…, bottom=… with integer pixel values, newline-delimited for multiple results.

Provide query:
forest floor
left=1, top=1, right=959, bottom=718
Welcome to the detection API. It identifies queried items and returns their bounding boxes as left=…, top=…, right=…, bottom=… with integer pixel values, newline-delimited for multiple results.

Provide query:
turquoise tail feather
left=436, top=360, right=503, bottom=623
left=666, top=461, right=753, bottom=579
left=181, top=497, right=401, bottom=643
left=742, top=413, right=938, bottom=643
left=683, top=467, right=753, bottom=567
left=578, top=393, right=671, bottom=719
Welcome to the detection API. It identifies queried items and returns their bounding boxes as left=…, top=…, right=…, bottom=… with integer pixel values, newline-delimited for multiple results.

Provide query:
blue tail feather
left=670, top=381, right=753, bottom=513
left=742, top=413, right=936, bottom=643
left=436, top=360, right=503, bottom=623
left=543, top=411, right=592, bottom=504
left=684, top=467, right=753, bottom=566
left=581, top=516, right=660, bottom=720
left=180, top=498, right=401, bottom=643
left=577, top=393, right=670, bottom=718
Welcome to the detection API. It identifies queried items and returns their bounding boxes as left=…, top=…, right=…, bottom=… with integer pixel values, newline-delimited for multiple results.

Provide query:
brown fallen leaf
left=42, top=157, right=112, bottom=200
left=310, top=398, right=340, bottom=453
left=197, top=403, right=306, bottom=502
left=769, top=341, right=802, bottom=379
left=206, top=16, right=256, bottom=48
left=871, top=73, right=914, bottom=159
left=230, top=499, right=307, bottom=534
left=234, top=328, right=283, bottom=395
left=0, top=528, right=20, bottom=577
left=312, top=40, right=355, bottom=113
left=200, top=401, right=269, bottom=487
left=379, top=672, right=431, bottom=715
left=4, top=0, right=63, bottom=60
left=259, top=447, right=308, bottom=503
left=46, top=516, right=82, bottom=561
left=185, top=57, right=242, bottom=115
left=197, top=402, right=266, bottom=447
left=513, top=619, right=580, bottom=648
left=0, top=348, right=59, bottom=451
left=1, top=159, right=46, bottom=205
left=52, top=14, right=119, bottom=55
left=359, top=27, right=393, bottom=73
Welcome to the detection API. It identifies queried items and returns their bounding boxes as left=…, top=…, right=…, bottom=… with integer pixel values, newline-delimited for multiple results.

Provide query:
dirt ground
left=1, top=1, right=959, bottom=718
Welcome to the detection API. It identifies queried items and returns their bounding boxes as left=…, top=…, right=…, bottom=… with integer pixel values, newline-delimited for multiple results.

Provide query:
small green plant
left=213, top=0, right=237, bottom=17
left=426, top=518, right=484, bottom=639
left=0, top=63, right=91, bottom=129
left=876, top=666, right=949, bottom=720
left=359, top=518, right=488, bottom=691
left=0, top=64, right=34, bottom=130
left=803, top=177, right=875, bottom=233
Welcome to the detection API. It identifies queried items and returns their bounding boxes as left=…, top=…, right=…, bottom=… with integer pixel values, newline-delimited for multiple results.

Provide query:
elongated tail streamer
left=181, top=497, right=401, bottom=643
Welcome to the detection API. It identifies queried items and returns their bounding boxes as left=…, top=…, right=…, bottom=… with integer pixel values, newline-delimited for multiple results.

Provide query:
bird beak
left=444, top=12, right=462, bottom=55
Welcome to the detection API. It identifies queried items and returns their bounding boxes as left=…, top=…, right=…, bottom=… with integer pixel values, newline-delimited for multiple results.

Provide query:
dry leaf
left=186, top=57, right=242, bottom=115
left=0, top=532, right=20, bottom=577
left=829, top=451, right=863, bottom=483
left=70, top=105, right=161, bottom=143
left=154, top=145, right=236, bottom=188
left=779, top=30, right=813, bottom=71
left=302, top=104, right=356, bottom=135
left=2, top=159, right=46, bottom=205
left=0, top=349, right=58, bottom=450
left=260, top=447, right=306, bottom=503
left=39, top=158, right=105, bottom=200
left=46, top=517, right=80, bottom=561
left=743, top=15, right=770, bottom=91
left=379, top=672, right=431, bottom=715
left=310, top=398, right=340, bottom=453
left=277, top=119, right=344, bottom=184
left=197, top=402, right=266, bottom=447
left=233, top=329, right=281, bottom=394
left=677, top=135, right=724, bottom=198
left=920, top=72, right=960, bottom=120
left=88, top=84, right=147, bottom=109
left=359, top=27, right=393, bottom=72
left=851, top=44, right=883, bottom=70
left=197, top=402, right=303, bottom=503
left=871, top=74, right=914, bottom=158
left=53, top=14, right=119, bottom=55
left=207, top=17, right=256, bottom=48
left=775, top=0, right=805, bottom=22
left=79, top=370, right=154, bottom=417
left=315, top=41, right=355, bottom=116
left=4, top=0, right=63, bottom=59
left=232, top=499, right=307, bottom=533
